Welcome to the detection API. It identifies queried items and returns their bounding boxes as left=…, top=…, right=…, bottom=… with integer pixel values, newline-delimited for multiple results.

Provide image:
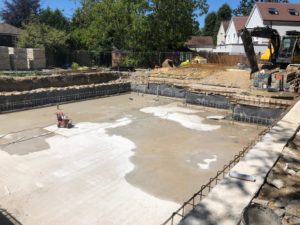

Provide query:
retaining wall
left=0, top=72, right=122, bottom=92
left=0, top=80, right=286, bottom=124
left=131, top=83, right=285, bottom=125
left=0, top=83, right=131, bottom=112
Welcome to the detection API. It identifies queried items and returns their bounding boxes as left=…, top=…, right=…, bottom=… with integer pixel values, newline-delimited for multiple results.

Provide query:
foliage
left=70, top=0, right=209, bottom=51
left=217, top=4, right=232, bottom=21
left=0, top=0, right=40, bottom=27
left=233, top=0, right=288, bottom=16
left=203, top=12, right=217, bottom=37
left=121, top=55, right=142, bottom=67
left=71, top=62, right=80, bottom=70
left=17, top=18, right=67, bottom=51
left=39, top=7, right=70, bottom=31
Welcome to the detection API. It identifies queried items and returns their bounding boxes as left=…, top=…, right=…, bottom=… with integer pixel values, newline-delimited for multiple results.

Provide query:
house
left=247, top=2, right=300, bottom=45
left=0, top=23, right=22, bottom=47
left=216, top=21, right=229, bottom=46
left=214, top=17, right=249, bottom=54
left=215, top=2, right=300, bottom=55
left=185, top=36, right=214, bottom=52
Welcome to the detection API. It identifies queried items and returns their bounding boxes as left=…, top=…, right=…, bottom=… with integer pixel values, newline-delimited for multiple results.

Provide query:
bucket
left=241, top=203, right=282, bottom=225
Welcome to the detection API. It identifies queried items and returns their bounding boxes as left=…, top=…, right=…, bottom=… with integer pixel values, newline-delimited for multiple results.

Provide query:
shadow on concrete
left=0, top=208, right=22, bottom=225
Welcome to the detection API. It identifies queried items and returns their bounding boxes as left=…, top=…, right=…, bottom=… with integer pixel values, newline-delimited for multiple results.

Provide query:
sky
left=0, top=0, right=299, bottom=27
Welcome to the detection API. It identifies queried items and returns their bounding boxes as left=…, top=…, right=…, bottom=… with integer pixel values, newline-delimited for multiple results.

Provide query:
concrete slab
left=180, top=100, right=300, bottom=225
left=0, top=94, right=265, bottom=225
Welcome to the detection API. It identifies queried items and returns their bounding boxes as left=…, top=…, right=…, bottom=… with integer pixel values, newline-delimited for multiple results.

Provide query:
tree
left=39, top=7, right=70, bottom=31
left=0, top=0, right=40, bottom=27
left=233, top=0, right=288, bottom=16
left=217, top=4, right=232, bottom=21
left=70, top=0, right=209, bottom=51
left=70, top=0, right=149, bottom=51
left=17, top=18, right=67, bottom=51
left=147, top=0, right=209, bottom=50
left=203, top=12, right=217, bottom=37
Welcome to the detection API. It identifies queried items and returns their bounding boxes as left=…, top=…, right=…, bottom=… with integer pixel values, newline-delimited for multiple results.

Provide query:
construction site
left=0, top=51, right=299, bottom=225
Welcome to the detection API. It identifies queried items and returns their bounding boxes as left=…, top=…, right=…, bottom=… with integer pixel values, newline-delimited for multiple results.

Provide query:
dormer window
left=288, top=9, right=299, bottom=16
left=268, top=8, right=279, bottom=15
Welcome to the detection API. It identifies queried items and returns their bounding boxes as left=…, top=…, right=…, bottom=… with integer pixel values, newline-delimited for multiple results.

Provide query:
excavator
left=239, top=26, right=300, bottom=91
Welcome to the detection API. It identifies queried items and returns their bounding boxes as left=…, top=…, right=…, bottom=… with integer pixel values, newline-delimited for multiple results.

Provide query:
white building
left=214, top=17, right=249, bottom=54
left=216, top=21, right=229, bottom=46
left=247, top=2, right=300, bottom=43
left=215, top=2, right=300, bottom=55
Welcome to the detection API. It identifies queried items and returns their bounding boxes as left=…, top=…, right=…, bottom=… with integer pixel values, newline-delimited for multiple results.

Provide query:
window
left=268, top=8, right=279, bottom=15
left=288, top=9, right=299, bottom=16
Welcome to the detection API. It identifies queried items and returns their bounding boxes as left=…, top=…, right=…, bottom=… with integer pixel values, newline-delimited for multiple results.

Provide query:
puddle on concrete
left=0, top=128, right=52, bottom=155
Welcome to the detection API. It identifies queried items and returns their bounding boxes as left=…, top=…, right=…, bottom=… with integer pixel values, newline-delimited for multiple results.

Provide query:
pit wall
left=0, top=83, right=131, bottom=112
left=131, top=83, right=285, bottom=125
left=0, top=81, right=284, bottom=125
left=0, top=72, right=122, bottom=92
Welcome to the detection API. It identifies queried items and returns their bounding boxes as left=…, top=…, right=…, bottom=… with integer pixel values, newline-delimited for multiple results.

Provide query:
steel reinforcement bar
left=0, top=83, right=131, bottom=112
left=161, top=121, right=278, bottom=225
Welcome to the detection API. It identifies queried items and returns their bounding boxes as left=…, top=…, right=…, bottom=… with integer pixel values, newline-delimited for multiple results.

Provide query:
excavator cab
left=277, top=32, right=300, bottom=66
left=240, top=27, right=300, bottom=74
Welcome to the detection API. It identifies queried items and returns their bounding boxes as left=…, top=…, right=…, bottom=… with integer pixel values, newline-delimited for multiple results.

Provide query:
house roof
left=185, top=36, right=214, bottom=48
left=222, top=21, right=230, bottom=33
left=232, top=17, right=248, bottom=32
left=256, top=2, right=300, bottom=22
left=0, top=23, right=22, bottom=36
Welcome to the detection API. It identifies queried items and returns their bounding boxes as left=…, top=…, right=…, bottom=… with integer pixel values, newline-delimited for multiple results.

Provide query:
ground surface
left=251, top=131, right=300, bottom=225
left=0, top=94, right=264, bottom=225
left=146, top=64, right=297, bottom=99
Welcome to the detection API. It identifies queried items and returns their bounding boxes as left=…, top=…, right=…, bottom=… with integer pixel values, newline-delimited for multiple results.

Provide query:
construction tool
left=56, top=111, right=73, bottom=128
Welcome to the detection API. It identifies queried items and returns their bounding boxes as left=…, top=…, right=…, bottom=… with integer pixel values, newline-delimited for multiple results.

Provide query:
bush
left=71, top=62, right=80, bottom=70
left=121, top=56, right=141, bottom=67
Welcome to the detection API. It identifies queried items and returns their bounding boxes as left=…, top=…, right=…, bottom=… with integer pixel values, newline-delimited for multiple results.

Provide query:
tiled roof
left=185, top=36, right=214, bottom=47
left=0, top=23, right=22, bottom=36
left=256, top=2, right=300, bottom=22
left=232, top=17, right=248, bottom=32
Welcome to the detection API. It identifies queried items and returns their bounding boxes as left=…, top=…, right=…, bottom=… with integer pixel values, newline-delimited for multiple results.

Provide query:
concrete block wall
left=10, top=48, right=28, bottom=70
left=0, top=47, right=10, bottom=70
left=0, top=47, right=46, bottom=70
left=27, top=48, right=46, bottom=69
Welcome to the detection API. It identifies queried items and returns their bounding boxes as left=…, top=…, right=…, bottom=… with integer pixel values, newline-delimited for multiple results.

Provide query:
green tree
left=70, top=0, right=209, bottom=51
left=0, top=0, right=40, bottom=27
left=39, top=7, right=70, bottom=31
left=217, top=3, right=232, bottom=21
left=233, top=0, right=288, bottom=16
left=203, top=12, right=217, bottom=37
left=70, top=0, right=149, bottom=51
left=147, top=0, right=209, bottom=50
left=17, top=18, right=67, bottom=51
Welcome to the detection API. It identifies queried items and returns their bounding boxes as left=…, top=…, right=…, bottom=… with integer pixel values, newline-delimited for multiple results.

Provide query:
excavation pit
left=0, top=93, right=266, bottom=225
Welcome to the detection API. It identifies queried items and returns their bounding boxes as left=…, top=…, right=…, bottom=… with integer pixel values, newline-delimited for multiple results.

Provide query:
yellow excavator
left=239, top=27, right=300, bottom=92
left=239, top=27, right=300, bottom=74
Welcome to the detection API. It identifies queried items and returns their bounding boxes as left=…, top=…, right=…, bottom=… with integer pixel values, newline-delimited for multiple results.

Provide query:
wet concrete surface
left=0, top=93, right=265, bottom=225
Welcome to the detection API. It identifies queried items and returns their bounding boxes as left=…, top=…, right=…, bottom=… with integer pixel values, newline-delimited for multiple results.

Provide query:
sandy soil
left=0, top=94, right=264, bottom=225
left=149, top=64, right=251, bottom=89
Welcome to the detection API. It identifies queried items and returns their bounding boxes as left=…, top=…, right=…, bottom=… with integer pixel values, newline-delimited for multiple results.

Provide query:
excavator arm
left=239, top=27, right=281, bottom=74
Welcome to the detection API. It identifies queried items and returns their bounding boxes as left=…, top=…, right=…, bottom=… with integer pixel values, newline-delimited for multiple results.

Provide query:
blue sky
left=0, top=0, right=299, bottom=27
